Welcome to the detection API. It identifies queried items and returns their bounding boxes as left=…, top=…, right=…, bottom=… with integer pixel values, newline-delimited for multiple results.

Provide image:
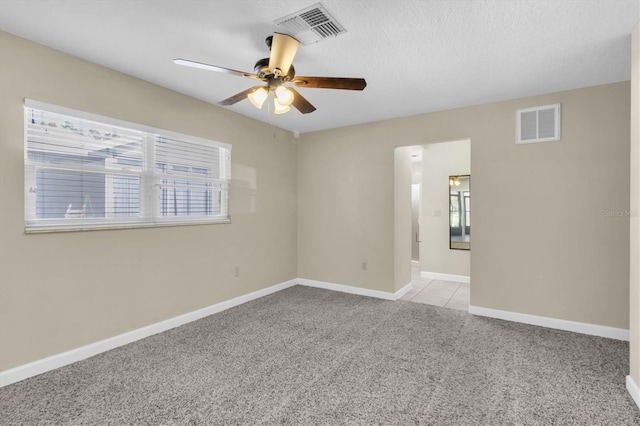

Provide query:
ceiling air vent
left=516, top=104, right=561, bottom=144
left=274, top=3, right=346, bottom=45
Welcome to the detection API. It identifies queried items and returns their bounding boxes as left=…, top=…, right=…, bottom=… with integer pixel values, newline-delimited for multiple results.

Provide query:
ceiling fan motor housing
left=254, top=58, right=295, bottom=82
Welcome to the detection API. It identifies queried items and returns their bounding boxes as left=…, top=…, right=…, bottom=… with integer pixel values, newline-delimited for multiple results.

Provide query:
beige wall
left=297, top=124, right=395, bottom=292
left=1, top=28, right=634, bottom=374
left=630, top=21, right=639, bottom=386
left=420, top=140, right=471, bottom=277
left=394, top=146, right=412, bottom=291
left=298, top=81, right=630, bottom=329
left=0, top=32, right=298, bottom=371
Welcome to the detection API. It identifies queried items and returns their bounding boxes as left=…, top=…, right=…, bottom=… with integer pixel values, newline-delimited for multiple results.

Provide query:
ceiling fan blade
left=218, top=86, right=262, bottom=106
left=292, top=76, right=367, bottom=91
left=173, top=58, right=262, bottom=80
left=289, top=88, right=316, bottom=114
left=268, top=33, right=299, bottom=77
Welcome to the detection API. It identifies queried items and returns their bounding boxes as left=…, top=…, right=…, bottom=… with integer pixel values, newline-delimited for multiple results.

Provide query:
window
left=24, top=100, right=231, bottom=232
left=450, top=194, right=460, bottom=228
left=464, top=192, right=470, bottom=227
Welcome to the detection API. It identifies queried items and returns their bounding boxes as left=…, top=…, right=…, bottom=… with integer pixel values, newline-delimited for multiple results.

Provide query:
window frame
left=24, top=99, right=231, bottom=233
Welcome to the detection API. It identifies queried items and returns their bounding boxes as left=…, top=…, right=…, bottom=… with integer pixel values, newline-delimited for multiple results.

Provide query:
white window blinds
left=24, top=100, right=231, bottom=232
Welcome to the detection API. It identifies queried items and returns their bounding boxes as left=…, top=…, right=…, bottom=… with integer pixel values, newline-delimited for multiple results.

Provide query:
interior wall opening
left=396, top=140, right=471, bottom=311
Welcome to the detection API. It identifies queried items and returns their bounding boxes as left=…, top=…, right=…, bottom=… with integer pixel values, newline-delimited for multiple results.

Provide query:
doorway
left=411, top=146, right=423, bottom=261
left=396, top=141, right=471, bottom=311
left=411, top=183, right=420, bottom=260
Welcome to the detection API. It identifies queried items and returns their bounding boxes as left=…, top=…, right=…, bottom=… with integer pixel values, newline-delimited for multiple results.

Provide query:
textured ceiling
left=0, top=0, right=638, bottom=134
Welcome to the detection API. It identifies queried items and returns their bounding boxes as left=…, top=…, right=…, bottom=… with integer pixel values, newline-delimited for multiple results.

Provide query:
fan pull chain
left=267, top=91, right=277, bottom=138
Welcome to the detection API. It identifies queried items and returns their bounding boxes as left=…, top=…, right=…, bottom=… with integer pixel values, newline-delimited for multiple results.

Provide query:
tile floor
left=400, top=262, right=469, bottom=311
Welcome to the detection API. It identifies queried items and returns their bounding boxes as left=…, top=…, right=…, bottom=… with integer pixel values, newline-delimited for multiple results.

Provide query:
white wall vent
left=516, top=104, right=561, bottom=144
left=274, top=3, right=346, bottom=45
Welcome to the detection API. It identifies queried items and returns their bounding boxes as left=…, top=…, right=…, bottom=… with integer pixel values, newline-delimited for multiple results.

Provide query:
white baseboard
left=0, top=279, right=298, bottom=388
left=468, top=305, right=630, bottom=341
left=627, top=375, right=640, bottom=410
left=420, top=271, right=470, bottom=283
left=2, top=278, right=630, bottom=389
left=1, top=278, right=403, bottom=387
left=298, top=278, right=408, bottom=301
left=394, top=281, right=413, bottom=299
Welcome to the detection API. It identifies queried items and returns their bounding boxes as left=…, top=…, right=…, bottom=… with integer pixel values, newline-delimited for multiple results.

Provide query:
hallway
left=400, top=262, right=469, bottom=311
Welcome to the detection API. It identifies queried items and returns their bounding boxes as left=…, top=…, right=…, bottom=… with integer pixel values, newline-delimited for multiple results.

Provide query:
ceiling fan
left=173, top=32, right=367, bottom=115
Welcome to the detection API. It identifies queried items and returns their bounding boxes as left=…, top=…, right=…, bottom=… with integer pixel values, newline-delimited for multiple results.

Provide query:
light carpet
left=1, top=285, right=638, bottom=425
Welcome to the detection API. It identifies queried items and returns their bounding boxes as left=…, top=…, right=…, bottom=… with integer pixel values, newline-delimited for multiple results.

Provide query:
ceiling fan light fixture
left=275, top=86, right=294, bottom=106
left=274, top=98, right=291, bottom=114
left=248, top=87, right=268, bottom=109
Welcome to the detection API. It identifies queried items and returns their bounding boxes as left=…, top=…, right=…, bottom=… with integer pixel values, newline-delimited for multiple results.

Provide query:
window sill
left=24, top=218, right=232, bottom=234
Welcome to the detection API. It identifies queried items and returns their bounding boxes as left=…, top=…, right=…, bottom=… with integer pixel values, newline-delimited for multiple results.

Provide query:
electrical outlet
left=234, top=266, right=240, bottom=277
left=362, top=262, right=367, bottom=271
